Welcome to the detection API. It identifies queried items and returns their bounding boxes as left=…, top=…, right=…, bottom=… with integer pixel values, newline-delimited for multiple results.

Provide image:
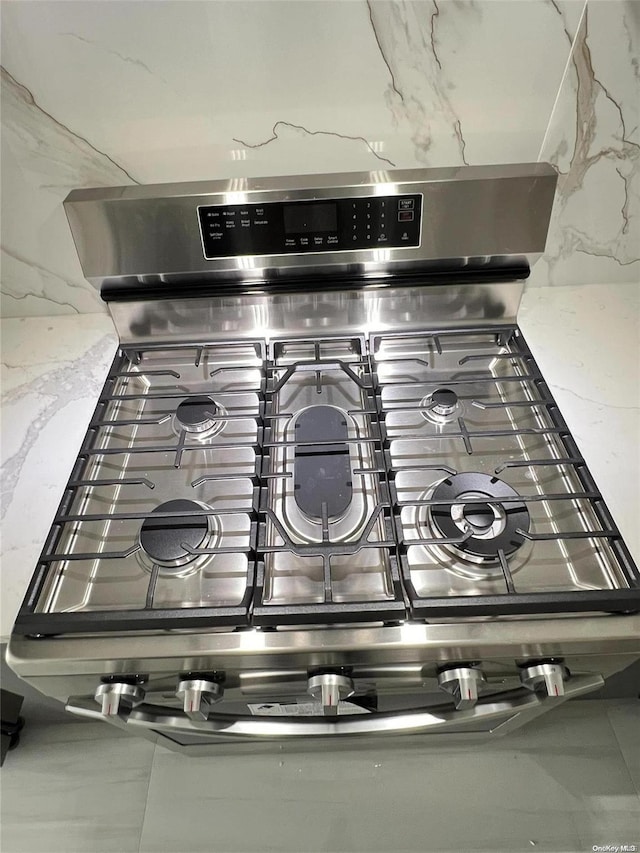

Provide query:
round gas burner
left=429, top=472, right=530, bottom=562
left=431, top=388, right=458, bottom=415
left=176, top=396, right=218, bottom=433
left=138, top=499, right=219, bottom=576
left=173, top=396, right=226, bottom=438
left=420, top=388, right=460, bottom=423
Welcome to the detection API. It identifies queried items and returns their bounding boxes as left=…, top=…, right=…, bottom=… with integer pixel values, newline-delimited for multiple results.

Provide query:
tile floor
left=1, top=700, right=638, bottom=853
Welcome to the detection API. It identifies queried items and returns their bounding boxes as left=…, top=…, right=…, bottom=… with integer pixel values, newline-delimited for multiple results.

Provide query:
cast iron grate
left=252, top=336, right=406, bottom=626
left=369, top=326, right=640, bottom=618
left=14, top=326, right=640, bottom=636
left=15, top=340, right=266, bottom=635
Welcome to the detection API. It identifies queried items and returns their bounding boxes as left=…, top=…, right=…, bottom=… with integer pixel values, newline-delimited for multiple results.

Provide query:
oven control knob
left=94, top=682, right=145, bottom=717
left=520, top=663, right=568, bottom=697
left=307, top=674, right=355, bottom=717
left=437, top=666, right=486, bottom=710
left=176, top=679, right=223, bottom=721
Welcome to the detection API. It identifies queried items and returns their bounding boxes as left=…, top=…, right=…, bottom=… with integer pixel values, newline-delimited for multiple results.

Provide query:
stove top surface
left=16, top=325, right=639, bottom=636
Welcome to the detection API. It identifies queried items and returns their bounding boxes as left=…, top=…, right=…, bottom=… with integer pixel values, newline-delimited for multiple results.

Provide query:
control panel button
left=399, top=198, right=415, bottom=210
left=398, top=210, right=415, bottom=222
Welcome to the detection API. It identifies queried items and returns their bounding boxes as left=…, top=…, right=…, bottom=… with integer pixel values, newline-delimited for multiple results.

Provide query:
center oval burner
left=294, top=406, right=353, bottom=521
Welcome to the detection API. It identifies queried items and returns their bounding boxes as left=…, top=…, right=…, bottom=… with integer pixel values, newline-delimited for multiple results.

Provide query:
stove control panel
left=198, top=194, right=422, bottom=259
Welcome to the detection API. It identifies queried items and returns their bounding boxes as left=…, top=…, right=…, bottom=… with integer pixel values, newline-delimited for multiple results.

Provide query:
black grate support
left=252, top=336, right=406, bottom=626
left=369, top=325, right=640, bottom=618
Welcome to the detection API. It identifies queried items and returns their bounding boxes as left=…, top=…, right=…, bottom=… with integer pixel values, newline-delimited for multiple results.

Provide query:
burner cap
left=175, top=396, right=219, bottom=433
left=430, top=472, right=530, bottom=560
left=139, top=499, right=209, bottom=567
left=293, top=405, right=353, bottom=520
left=462, top=502, right=494, bottom=532
left=432, top=388, right=458, bottom=410
left=421, top=388, right=459, bottom=421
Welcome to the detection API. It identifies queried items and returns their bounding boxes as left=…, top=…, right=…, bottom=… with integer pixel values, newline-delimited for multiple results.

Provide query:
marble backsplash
left=1, top=0, right=637, bottom=317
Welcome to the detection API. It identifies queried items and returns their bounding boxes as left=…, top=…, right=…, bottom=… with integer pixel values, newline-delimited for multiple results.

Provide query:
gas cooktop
left=16, top=325, right=637, bottom=635
left=9, top=165, right=639, bottom=751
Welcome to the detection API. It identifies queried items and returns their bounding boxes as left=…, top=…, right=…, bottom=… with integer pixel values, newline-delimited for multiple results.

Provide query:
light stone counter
left=518, top=282, right=639, bottom=565
left=1, top=314, right=118, bottom=640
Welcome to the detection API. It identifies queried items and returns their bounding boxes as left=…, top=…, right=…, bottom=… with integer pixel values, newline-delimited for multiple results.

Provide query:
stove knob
left=437, top=666, right=486, bottom=710
left=176, top=679, right=223, bottom=721
left=94, top=682, right=145, bottom=717
left=307, top=674, right=355, bottom=717
left=520, top=663, right=568, bottom=697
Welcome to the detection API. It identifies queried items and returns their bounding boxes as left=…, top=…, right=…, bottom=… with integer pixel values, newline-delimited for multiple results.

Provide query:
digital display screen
left=283, top=203, right=337, bottom=234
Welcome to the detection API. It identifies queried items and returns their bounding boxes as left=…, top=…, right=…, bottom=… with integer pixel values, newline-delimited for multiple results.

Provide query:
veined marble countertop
left=1, top=314, right=118, bottom=641
left=1, top=283, right=638, bottom=641
left=519, top=282, right=639, bottom=567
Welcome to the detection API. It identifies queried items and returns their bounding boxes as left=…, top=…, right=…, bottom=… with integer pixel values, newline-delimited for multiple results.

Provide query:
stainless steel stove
left=8, top=165, right=639, bottom=753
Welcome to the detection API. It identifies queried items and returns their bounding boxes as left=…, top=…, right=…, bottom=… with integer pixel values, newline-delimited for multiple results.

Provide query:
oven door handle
left=66, top=673, right=603, bottom=739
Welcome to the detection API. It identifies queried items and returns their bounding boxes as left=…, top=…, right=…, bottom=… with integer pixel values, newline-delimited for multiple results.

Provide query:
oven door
left=66, top=672, right=603, bottom=755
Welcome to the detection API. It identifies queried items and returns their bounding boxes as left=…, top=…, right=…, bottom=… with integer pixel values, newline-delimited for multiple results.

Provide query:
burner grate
left=15, top=340, right=265, bottom=635
left=14, top=326, right=640, bottom=636
left=252, top=336, right=406, bottom=626
left=371, top=326, right=640, bottom=618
